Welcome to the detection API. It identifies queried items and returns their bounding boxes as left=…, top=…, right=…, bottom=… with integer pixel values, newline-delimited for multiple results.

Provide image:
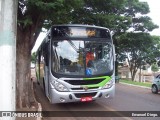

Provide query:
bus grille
left=71, top=87, right=99, bottom=90
left=74, top=92, right=97, bottom=98
left=64, top=78, right=104, bottom=85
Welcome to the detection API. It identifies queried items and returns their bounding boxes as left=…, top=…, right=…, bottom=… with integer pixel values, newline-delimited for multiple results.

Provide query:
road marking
left=96, top=102, right=133, bottom=120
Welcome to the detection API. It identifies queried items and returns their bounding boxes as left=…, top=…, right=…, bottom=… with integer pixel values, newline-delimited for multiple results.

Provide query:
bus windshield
left=52, top=40, right=113, bottom=76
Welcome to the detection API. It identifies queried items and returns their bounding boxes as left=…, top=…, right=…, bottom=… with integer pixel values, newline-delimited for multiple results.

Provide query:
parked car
left=151, top=74, right=160, bottom=94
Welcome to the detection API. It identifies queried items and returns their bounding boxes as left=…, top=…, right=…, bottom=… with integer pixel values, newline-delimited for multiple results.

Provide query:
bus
left=36, top=24, right=115, bottom=103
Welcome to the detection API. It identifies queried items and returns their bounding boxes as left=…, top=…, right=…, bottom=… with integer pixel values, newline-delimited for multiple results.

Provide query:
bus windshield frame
left=51, top=26, right=114, bottom=78
left=51, top=25, right=113, bottom=78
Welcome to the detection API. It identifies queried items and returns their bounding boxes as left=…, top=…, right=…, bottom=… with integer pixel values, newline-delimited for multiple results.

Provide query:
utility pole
left=0, top=0, right=17, bottom=119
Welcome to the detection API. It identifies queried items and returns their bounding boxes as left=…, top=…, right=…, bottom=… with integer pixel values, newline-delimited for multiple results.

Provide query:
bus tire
left=152, top=85, right=158, bottom=94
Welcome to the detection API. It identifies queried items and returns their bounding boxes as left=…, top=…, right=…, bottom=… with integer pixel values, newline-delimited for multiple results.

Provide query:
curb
left=31, top=77, right=42, bottom=120
left=119, top=82, right=151, bottom=89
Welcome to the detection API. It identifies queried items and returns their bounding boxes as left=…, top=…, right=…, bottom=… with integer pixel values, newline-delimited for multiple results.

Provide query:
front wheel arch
left=152, top=84, right=158, bottom=94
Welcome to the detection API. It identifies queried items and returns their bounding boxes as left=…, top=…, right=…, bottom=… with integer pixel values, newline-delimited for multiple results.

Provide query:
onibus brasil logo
left=1, top=111, right=42, bottom=118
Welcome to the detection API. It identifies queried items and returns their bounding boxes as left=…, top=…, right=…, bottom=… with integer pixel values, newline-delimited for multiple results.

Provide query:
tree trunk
left=132, top=71, right=136, bottom=81
left=16, top=20, right=42, bottom=108
left=16, top=29, right=33, bottom=108
left=131, top=68, right=138, bottom=81
left=115, top=61, right=118, bottom=76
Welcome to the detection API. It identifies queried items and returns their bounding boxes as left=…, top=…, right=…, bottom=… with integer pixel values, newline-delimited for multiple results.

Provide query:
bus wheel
left=152, top=85, right=158, bottom=94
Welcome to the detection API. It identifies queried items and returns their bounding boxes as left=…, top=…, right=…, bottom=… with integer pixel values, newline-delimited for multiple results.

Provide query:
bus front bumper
left=49, top=85, right=115, bottom=103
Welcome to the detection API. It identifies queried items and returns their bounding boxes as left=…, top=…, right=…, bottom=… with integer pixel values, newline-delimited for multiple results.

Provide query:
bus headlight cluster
left=53, top=80, right=68, bottom=92
left=102, top=79, right=114, bottom=89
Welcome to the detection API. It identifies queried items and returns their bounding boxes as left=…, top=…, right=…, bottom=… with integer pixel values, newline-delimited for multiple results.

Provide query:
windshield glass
left=52, top=40, right=113, bottom=76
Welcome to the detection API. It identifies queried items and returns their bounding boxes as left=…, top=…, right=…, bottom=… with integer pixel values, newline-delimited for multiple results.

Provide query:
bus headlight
left=53, top=80, right=68, bottom=92
left=102, top=79, right=114, bottom=89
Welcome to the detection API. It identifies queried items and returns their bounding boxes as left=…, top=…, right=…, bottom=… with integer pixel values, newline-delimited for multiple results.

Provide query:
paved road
left=34, top=82, right=160, bottom=120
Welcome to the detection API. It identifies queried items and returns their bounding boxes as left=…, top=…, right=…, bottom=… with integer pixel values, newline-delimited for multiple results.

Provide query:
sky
left=139, top=0, right=160, bottom=35
left=32, top=0, right=160, bottom=52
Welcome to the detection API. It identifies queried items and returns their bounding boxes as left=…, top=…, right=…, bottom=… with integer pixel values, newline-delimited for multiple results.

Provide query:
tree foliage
left=72, top=0, right=132, bottom=32
left=112, top=0, right=159, bottom=79
left=117, top=33, right=160, bottom=80
left=151, top=64, right=159, bottom=73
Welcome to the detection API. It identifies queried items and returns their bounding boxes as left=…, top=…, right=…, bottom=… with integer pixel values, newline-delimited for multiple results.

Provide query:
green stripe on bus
left=83, top=76, right=110, bottom=80
left=82, top=76, right=111, bottom=88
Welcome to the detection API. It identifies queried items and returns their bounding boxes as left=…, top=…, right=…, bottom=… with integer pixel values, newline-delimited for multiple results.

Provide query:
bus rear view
left=36, top=24, right=115, bottom=103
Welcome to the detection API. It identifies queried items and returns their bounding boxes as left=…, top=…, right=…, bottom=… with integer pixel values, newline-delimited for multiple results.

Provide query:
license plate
left=81, top=96, right=92, bottom=102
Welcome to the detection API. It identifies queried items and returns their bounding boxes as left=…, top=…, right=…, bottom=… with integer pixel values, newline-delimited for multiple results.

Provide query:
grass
left=120, top=79, right=152, bottom=88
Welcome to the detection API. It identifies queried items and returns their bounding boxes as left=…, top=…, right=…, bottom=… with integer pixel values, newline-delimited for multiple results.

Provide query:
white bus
left=36, top=24, right=115, bottom=103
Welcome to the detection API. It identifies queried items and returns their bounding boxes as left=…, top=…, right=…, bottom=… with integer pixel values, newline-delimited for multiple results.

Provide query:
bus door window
left=43, top=42, right=49, bottom=66
left=38, top=50, right=44, bottom=80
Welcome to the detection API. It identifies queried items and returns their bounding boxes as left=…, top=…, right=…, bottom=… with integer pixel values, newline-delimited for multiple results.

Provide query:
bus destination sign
left=52, top=26, right=110, bottom=39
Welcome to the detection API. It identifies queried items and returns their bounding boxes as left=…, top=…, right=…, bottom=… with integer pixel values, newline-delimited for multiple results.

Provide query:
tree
left=113, top=0, right=158, bottom=76
left=112, top=0, right=159, bottom=80
left=118, top=33, right=160, bottom=81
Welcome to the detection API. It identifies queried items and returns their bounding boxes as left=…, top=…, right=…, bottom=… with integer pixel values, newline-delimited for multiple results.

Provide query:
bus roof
left=51, top=24, right=110, bottom=31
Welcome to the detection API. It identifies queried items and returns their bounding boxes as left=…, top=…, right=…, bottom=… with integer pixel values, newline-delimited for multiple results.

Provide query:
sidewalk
left=119, top=81, right=151, bottom=89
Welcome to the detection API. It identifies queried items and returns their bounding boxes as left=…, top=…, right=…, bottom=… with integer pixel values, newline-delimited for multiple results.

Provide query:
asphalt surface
left=34, top=81, right=160, bottom=120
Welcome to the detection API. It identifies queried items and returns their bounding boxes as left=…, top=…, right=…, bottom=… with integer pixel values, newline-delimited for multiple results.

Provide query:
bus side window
left=35, top=51, right=41, bottom=80
left=43, top=42, right=49, bottom=66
